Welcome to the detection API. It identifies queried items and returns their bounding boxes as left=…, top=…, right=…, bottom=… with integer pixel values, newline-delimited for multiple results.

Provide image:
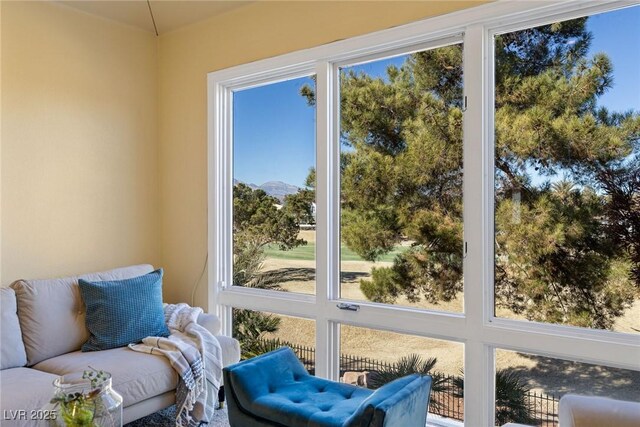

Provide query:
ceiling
left=57, top=1, right=253, bottom=35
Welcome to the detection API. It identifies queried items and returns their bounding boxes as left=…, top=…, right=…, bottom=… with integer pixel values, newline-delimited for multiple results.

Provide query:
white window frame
left=208, top=1, right=640, bottom=425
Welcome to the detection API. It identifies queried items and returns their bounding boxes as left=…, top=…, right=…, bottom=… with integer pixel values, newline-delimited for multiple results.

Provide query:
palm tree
left=453, top=369, right=537, bottom=425
left=367, top=354, right=447, bottom=412
left=494, top=370, right=537, bottom=425
left=551, top=180, right=577, bottom=201
left=232, top=309, right=281, bottom=360
left=232, top=236, right=291, bottom=359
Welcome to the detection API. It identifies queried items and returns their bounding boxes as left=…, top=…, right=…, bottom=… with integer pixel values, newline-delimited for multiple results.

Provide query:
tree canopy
left=303, top=17, right=639, bottom=329
left=233, top=183, right=304, bottom=288
left=233, top=183, right=304, bottom=250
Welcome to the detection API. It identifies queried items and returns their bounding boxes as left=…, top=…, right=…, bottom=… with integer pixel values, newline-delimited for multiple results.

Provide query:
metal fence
left=434, top=375, right=464, bottom=421
left=526, top=391, right=559, bottom=426
left=254, top=338, right=559, bottom=425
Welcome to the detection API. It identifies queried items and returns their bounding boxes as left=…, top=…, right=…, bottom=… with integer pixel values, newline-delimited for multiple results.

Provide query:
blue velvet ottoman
left=224, top=347, right=432, bottom=427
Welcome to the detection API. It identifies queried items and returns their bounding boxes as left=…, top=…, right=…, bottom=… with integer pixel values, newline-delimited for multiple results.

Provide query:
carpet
left=124, top=405, right=231, bottom=427
left=123, top=403, right=448, bottom=427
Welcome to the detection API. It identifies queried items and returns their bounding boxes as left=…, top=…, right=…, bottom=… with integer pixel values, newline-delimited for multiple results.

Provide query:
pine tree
left=303, top=16, right=639, bottom=329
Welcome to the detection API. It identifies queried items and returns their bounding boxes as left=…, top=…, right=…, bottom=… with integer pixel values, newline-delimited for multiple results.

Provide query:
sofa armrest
left=194, top=311, right=240, bottom=368
left=345, top=374, right=432, bottom=427
left=372, top=375, right=432, bottom=427
left=197, top=312, right=222, bottom=336
left=215, top=335, right=241, bottom=368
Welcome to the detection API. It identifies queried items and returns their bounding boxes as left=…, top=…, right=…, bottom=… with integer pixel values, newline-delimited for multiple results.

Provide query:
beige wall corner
left=1, top=1, right=160, bottom=284
left=158, top=1, right=487, bottom=308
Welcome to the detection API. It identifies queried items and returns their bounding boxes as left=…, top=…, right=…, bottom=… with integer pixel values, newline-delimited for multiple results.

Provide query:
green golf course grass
left=264, top=241, right=407, bottom=263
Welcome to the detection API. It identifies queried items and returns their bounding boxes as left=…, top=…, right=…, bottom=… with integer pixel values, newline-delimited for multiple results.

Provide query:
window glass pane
left=233, top=76, right=316, bottom=295
left=340, top=325, right=464, bottom=423
left=495, top=349, right=640, bottom=426
left=231, top=308, right=315, bottom=372
left=339, top=43, right=464, bottom=313
left=493, top=6, right=640, bottom=332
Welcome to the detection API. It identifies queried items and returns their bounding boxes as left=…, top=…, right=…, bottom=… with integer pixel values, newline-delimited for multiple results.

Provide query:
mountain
left=233, top=179, right=258, bottom=190
left=234, top=179, right=299, bottom=202
left=258, top=181, right=300, bottom=202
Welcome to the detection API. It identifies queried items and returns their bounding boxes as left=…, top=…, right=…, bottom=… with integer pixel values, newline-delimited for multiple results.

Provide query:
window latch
left=337, top=302, right=360, bottom=312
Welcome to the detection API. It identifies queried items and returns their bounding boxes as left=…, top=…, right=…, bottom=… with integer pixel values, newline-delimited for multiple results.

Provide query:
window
left=494, top=349, right=640, bottom=426
left=232, top=77, right=316, bottom=296
left=341, top=325, right=465, bottom=422
left=493, top=7, right=640, bottom=333
left=339, top=45, right=465, bottom=313
left=232, top=308, right=316, bottom=370
left=210, top=2, right=639, bottom=425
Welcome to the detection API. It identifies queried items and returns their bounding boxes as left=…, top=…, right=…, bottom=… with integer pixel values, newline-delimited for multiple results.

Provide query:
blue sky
left=587, top=6, right=640, bottom=112
left=233, top=77, right=316, bottom=187
left=233, top=6, right=639, bottom=187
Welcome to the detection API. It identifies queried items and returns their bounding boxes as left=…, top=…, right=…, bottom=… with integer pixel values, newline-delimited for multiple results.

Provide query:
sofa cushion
left=250, top=375, right=371, bottom=427
left=0, top=288, right=27, bottom=369
left=11, top=264, right=154, bottom=365
left=79, top=269, right=170, bottom=352
left=33, top=347, right=178, bottom=408
left=0, top=368, right=60, bottom=427
left=227, top=346, right=312, bottom=407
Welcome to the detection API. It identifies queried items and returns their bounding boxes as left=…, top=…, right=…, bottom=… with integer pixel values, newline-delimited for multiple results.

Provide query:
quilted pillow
left=78, top=268, right=170, bottom=351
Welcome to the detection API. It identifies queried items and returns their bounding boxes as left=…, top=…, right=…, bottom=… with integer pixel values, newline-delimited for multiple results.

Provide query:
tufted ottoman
left=224, top=347, right=432, bottom=427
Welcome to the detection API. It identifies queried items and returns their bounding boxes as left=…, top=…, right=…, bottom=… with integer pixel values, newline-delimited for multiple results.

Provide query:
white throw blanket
left=129, top=303, right=223, bottom=427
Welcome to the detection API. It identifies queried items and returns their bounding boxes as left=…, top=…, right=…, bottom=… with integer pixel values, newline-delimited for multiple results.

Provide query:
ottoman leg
left=218, top=385, right=225, bottom=409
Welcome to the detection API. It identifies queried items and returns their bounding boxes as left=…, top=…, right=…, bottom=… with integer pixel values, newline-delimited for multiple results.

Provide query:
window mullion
left=315, top=60, right=339, bottom=379
left=463, top=23, right=492, bottom=425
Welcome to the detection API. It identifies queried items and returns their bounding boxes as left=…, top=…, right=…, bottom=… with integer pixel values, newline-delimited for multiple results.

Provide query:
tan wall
left=1, top=2, right=160, bottom=284
left=157, top=1, right=484, bottom=307
left=0, top=0, right=4, bottom=286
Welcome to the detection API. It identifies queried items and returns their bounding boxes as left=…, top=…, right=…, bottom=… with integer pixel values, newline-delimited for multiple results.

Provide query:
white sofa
left=0, top=264, right=240, bottom=426
left=503, top=394, right=640, bottom=427
left=559, top=394, right=640, bottom=427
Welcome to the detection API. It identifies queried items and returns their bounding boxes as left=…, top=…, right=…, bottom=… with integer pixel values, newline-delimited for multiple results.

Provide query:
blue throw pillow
left=79, top=268, right=170, bottom=352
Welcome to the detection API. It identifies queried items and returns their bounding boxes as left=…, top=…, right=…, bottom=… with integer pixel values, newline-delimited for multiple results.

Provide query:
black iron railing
left=526, top=390, right=559, bottom=426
